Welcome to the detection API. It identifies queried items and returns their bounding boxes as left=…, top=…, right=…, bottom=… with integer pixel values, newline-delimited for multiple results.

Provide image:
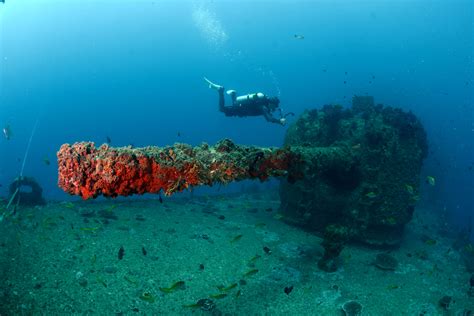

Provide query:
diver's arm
left=263, top=107, right=285, bottom=125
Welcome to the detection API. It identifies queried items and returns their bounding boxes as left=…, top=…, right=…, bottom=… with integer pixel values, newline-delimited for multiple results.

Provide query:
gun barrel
left=57, top=139, right=295, bottom=199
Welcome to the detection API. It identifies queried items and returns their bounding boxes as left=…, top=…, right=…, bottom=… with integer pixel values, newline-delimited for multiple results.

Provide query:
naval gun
left=58, top=96, right=427, bottom=254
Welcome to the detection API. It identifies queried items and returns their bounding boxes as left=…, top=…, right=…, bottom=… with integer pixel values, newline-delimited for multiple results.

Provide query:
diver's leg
left=227, top=90, right=237, bottom=105
left=204, top=77, right=226, bottom=111
left=218, top=88, right=225, bottom=112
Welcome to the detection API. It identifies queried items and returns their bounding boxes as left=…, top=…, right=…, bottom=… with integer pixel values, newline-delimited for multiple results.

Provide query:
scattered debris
left=75, top=271, right=88, bottom=287
left=8, top=176, right=46, bottom=206
left=341, top=300, right=363, bottom=316
left=118, top=246, right=125, bottom=260
left=284, top=285, right=294, bottom=295
left=438, top=295, right=453, bottom=310
left=135, top=214, right=146, bottom=221
left=98, top=209, right=118, bottom=220
left=104, top=266, right=118, bottom=274
left=374, top=253, right=398, bottom=271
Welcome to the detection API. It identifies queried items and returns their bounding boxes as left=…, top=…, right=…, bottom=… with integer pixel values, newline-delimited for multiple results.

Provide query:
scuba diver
left=204, top=77, right=293, bottom=125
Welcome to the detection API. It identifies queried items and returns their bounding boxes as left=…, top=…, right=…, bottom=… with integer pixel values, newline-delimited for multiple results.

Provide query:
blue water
left=0, top=1, right=473, bottom=226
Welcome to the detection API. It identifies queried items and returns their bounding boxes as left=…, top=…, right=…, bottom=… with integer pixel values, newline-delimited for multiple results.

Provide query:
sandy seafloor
left=0, top=190, right=473, bottom=315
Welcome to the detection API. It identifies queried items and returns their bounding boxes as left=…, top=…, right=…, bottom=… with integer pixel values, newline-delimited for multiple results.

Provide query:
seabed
left=0, top=190, right=472, bottom=315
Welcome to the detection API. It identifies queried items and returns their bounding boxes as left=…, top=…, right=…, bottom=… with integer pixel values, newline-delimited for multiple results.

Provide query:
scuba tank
left=235, top=92, right=266, bottom=106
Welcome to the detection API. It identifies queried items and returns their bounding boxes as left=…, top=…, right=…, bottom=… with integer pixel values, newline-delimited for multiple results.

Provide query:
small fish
left=139, top=292, right=155, bottom=303
left=118, top=246, right=125, bottom=260
left=183, top=303, right=201, bottom=309
left=91, top=254, right=97, bottom=264
left=106, top=136, right=111, bottom=144
left=177, top=131, right=181, bottom=137
left=183, top=299, right=214, bottom=309
left=405, top=184, right=414, bottom=194
left=80, top=227, right=100, bottom=232
left=351, top=143, right=361, bottom=150
left=465, top=244, right=474, bottom=253
left=365, top=192, right=377, bottom=199
left=124, top=275, right=138, bottom=284
left=284, top=286, right=294, bottom=295
left=63, top=202, right=75, bottom=209
left=254, top=222, right=266, bottom=228
left=263, top=246, right=271, bottom=254
left=386, top=217, right=396, bottom=225
left=142, top=246, right=147, bottom=256
left=249, top=254, right=261, bottom=263
left=243, top=269, right=259, bottom=277
left=2, top=125, right=12, bottom=140
left=424, top=239, right=437, bottom=246
left=218, top=283, right=238, bottom=292
left=294, top=34, right=304, bottom=40
left=273, top=213, right=284, bottom=220
left=96, top=276, right=107, bottom=288
left=230, top=234, right=243, bottom=243
left=209, top=293, right=227, bottom=299
left=43, top=157, right=51, bottom=166
left=159, top=194, right=163, bottom=204
left=426, top=176, right=435, bottom=186
left=159, top=281, right=186, bottom=293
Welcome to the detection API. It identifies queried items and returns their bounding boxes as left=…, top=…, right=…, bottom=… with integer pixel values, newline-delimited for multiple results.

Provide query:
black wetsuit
left=217, top=89, right=281, bottom=124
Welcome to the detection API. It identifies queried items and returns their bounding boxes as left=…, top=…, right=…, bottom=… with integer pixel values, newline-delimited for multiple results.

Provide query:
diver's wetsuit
left=217, top=88, right=282, bottom=124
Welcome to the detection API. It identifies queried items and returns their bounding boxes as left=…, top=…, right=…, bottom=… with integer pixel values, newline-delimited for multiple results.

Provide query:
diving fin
left=204, top=77, right=223, bottom=91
